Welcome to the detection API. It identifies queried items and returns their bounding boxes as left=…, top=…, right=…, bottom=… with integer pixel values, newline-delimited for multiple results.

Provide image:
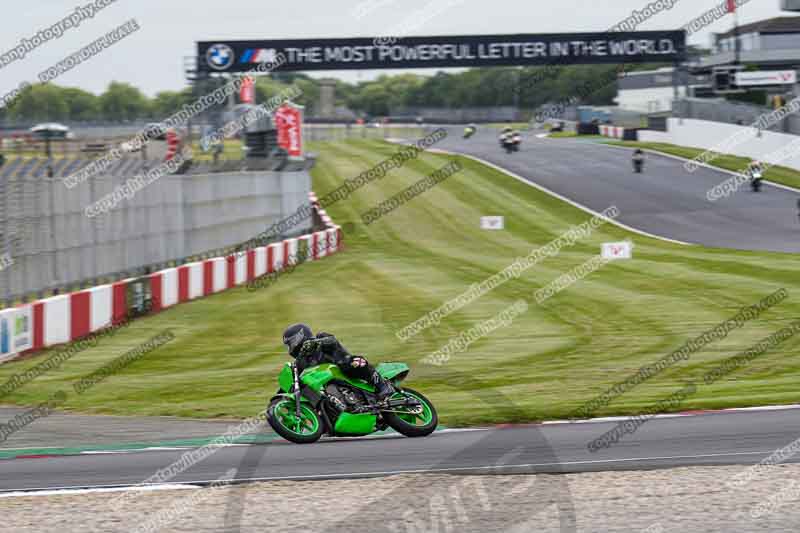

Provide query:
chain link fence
left=0, top=156, right=312, bottom=306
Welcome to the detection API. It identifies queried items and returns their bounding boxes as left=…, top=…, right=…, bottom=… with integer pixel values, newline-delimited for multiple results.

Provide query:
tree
left=6, top=84, right=69, bottom=122
left=359, top=84, right=391, bottom=116
left=99, top=81, right=149, bottom=121
left=151, top=89, right=192, bottom=118
left=61, top=87, right=99, bottom=121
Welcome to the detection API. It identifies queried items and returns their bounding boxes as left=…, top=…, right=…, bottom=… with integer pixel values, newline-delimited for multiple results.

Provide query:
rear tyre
left=267, top=398, right=324, bottom=444
left=383, top=388, right=438, bottom=438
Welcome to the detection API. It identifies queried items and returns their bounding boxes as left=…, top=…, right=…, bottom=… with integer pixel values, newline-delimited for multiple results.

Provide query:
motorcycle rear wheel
left=383, top=388, right=438, bottom=437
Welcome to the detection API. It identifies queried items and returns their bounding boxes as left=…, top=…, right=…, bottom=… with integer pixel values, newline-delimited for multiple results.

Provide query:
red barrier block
left=150, top=273, right=162, bottom=312
left=112, top=281, right=127, bottom=325
left=33, top=302, right=44, bottom=350
left=226, top=255, right=236, bottom=289
left=267, top=245, right=275, bottom=273
left=203, top=261, right=214, bottom=296
left=247, top=250, right=256, bottom=281
left=70, top=291, right=91, bottom=341
left=178, top=266, right=190, bottom=302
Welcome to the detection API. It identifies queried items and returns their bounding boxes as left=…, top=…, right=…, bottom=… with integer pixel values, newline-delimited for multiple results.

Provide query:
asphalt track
left=432, top=127, right=800, bottom=253
left=1, top=408, right=799, bottom=492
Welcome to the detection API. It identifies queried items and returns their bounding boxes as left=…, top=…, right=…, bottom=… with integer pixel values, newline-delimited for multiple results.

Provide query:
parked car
left=30, top=123, right=73, bottom=140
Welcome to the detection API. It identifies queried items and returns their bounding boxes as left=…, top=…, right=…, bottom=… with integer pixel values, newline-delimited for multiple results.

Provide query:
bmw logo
left=206, top=44, right=235, bottom=71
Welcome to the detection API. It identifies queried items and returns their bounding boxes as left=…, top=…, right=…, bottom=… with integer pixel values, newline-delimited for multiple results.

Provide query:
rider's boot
left=371, top=370, right=395, bottom=400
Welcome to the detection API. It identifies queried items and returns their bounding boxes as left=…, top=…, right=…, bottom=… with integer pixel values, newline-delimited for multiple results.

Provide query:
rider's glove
left=350, top=356, right=368, bottom=368
left=299, top=339, right=318, bottom=357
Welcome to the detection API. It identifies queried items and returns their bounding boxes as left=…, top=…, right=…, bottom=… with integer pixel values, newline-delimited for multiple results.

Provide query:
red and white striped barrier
left=0, top=192, right=343, bottom=363
left=599, top=125, right=625, bottom=139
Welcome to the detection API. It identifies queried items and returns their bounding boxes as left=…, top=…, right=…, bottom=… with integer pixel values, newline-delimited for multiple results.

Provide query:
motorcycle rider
left=632, top=148, right=644, bottom=172
left=749, top=160, right=764, bottom=191
left=463, top=123, right=477, bottom=138
left=282, top=323, right=395, bottom=399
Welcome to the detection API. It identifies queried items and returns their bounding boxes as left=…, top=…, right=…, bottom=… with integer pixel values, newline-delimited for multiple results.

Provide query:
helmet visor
left=283, top=330, right=306, bottom=356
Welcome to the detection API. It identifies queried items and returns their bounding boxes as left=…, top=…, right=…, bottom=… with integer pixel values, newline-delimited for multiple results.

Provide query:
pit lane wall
left=0, top=192, right=342, bottom=364
left=637, top=118, right=800, bottom=172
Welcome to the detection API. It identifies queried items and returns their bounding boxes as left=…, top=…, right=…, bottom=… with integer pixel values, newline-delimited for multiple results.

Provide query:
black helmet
left=282, top=323, right=312, bottom=358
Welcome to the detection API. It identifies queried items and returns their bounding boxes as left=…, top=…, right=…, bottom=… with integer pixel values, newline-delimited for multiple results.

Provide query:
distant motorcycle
left=751, top=169, right=763, bottom=192
left=500, top=133, right=520, bottom=154
left=632, top=150, right=644, bottom=173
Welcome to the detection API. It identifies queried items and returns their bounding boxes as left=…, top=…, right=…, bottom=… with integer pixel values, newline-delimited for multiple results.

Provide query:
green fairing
left=278, top=363, right=294, bottom=392
left=278, top=362, right=410, bottom=394
left=334, top=412, right=378, bottom=435
left=375, top=362, right=410, bottom=380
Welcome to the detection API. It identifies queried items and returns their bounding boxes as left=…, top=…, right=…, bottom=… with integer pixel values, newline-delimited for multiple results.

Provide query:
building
left=614, top=68, right=712, bottom=113
left=616, top=17, right=800, bottom=113
left=699, top=16, right=800, bottom=69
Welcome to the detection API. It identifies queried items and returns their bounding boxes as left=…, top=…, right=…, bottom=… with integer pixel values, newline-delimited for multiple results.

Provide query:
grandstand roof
left=716, top=16, right=800, bottom=39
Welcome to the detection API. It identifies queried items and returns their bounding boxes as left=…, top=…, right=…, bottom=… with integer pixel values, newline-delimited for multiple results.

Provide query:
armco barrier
left=638, top=118, right=800, bottom=172
left=0, top=192, right=342, bottom=364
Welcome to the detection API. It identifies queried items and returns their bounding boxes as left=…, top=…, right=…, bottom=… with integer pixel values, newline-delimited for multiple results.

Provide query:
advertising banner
left=239, top=75, right=255, bottom=103
left=275, top=104, right=303, bottom=158
left=198, top=31, right=687, bottom=73
left=735, top=70, right=797, bottom=87
left=480, top=216, right=505, bottom=230
left=0, top=305, right=33, bottom=363
left=602, top=241, right=633, bottom=260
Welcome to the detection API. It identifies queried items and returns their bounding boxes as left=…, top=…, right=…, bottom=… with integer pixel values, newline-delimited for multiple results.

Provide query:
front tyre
left=383, top=388, right=438, bottom=437
left=267, top=398, right=324, bottom=444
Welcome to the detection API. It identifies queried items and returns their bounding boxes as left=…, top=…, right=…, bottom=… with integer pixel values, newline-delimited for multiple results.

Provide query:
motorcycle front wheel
left=267, top=398, right=324, bottom=444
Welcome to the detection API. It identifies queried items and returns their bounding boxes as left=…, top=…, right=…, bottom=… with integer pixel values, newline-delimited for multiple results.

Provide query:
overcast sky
left=1, top=0, right=793, bottom=96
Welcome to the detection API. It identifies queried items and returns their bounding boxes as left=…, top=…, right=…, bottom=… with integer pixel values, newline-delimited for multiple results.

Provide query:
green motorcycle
left=267, top=361, right=438, bottom=444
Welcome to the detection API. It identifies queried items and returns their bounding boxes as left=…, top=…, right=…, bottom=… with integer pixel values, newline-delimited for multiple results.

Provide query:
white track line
left=540, top=403, right=800, bottom=425
left=426, top=147, right=692, bottom=246
left=0, top=449, right=781, bottom=496
left=0, top=484, right=200, bottom=498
